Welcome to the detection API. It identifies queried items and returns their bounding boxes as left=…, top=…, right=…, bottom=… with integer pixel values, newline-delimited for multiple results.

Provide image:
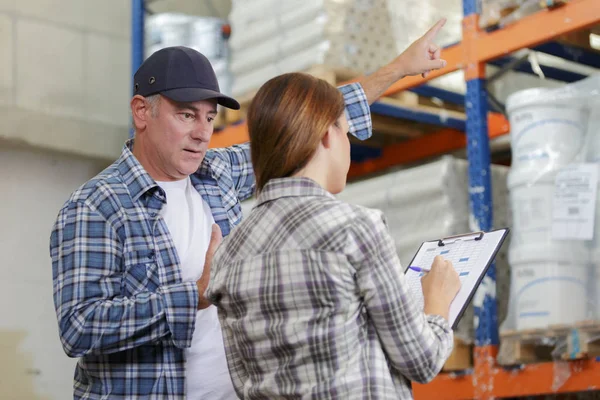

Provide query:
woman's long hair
left=247, top=73, right=345, bottom=192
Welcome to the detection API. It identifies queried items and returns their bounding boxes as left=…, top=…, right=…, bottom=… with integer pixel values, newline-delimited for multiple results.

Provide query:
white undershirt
left=156, top=177, right=237, bottom=400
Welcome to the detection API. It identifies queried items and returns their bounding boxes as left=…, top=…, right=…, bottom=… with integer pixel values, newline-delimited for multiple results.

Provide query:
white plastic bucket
left=593, top=179, right=600, bottom=249
left=591, top=163, right=600, bottom=249
left=507, top=87, right=588, bottom=173
left=145, top=14, right=228, bottom=61
left=508, top=168, right=596, bottom=247
left=586, top=105, right=600, bottom=163
left=509, top=244, right=590, bottom=330
left=590, top=108, right=600, bottom=246
left=507, top=169, right=557, bottom=246
left=592, top=251, right=600, bottom=320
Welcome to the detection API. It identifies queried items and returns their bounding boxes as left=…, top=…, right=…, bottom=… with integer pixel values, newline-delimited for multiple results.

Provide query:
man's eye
left=208, top=117, right=214, bottom=123
left=184, top=113, right=194, bottom=119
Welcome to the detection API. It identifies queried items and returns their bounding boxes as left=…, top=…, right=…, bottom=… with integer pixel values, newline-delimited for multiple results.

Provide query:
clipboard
left=403, top=228, right=510, bottom=329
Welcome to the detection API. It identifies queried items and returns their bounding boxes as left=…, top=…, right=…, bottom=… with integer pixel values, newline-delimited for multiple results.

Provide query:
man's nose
left=190, top=120, right=213, bottom=142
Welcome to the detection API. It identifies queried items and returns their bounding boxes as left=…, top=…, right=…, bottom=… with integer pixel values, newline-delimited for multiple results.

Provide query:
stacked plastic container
left=145, top=13, right=233, bottom=96
left=503, top=75, right=600, bottom=331
left=585, top=86, right=600, bottom=321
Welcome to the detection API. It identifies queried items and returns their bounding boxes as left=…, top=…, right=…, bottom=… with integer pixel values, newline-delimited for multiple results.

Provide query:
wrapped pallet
left=228, top=0, right=398, bottom=97
left=497, top=75, right=600, bottom=373
left=501, top=75, right=600, bottom=333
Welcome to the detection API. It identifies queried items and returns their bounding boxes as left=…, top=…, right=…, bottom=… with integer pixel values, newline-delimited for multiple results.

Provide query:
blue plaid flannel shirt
left=50, top=83, right=372, bottom=399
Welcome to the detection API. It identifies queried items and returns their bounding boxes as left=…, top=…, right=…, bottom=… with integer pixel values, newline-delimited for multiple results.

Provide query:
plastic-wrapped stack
left=229, top=0, right=577, bottom=101
left=228, top=0, right=398, bottom=97
left=145, top=13, right=233, bottom=96
left=502, top=75, right=600, bottom=332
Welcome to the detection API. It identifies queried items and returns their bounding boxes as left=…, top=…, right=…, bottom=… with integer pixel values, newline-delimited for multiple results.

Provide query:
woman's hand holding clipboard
left=404, top=228, right=510, bottom=329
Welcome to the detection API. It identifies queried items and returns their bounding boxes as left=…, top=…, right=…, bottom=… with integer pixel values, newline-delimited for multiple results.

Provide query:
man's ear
left=131, top=95, right=149, bottom=132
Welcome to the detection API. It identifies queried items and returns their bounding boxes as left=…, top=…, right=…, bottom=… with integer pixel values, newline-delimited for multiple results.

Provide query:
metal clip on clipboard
left=437, top=231, right=484, bottom=247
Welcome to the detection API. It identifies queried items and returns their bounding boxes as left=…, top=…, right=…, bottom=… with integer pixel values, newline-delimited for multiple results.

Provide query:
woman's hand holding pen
left=420, top=255, right=461, bottom=321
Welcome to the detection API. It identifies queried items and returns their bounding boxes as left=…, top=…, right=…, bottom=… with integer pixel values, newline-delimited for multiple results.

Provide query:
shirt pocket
left=122, top=250, right=160, bottom=296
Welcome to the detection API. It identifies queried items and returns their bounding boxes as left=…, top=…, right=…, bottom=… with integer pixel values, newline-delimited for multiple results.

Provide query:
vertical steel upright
left=131, top=0, right=145, bottom=138
left=463, top=0, right=498, bottom=398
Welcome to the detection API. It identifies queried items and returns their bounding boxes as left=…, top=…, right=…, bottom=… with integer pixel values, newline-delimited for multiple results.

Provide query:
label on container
left=552, top=163, right=599, bottom=240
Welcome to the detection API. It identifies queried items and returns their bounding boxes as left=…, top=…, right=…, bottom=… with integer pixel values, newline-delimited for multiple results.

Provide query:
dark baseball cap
left=133, top=46, right=240, bottom=110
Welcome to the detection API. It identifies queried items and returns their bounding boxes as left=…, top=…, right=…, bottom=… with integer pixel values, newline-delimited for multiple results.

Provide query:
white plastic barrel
left=506, top=87, right=588, bottom=174
left=507, top=169, right=558, bottom=246
left=591, top=251, right=600, bottom=320
left=509, top=244, right=590, bottom=330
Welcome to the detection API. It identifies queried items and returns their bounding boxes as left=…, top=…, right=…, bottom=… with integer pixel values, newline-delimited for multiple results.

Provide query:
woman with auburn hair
left=206, top=19, right=462, bottom=398
left=206, top=73, right=461, bottom=399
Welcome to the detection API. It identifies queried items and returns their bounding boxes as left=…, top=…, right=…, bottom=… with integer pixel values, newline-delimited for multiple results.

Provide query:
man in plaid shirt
left=50, top=20, right=449, bottom=399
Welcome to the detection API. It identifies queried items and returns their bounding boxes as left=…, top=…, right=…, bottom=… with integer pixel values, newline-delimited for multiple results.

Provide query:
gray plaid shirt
left=207, top=177, right=454, bottom=399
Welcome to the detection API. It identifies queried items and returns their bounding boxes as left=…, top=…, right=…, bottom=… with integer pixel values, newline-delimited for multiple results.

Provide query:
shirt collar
left=255, top=177, right=335, bottom=207
left=117, top=139, right=160, bottom=202
left=117, top=139, right=215, bottom=202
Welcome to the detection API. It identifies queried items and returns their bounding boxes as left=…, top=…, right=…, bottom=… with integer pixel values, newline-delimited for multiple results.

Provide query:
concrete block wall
left=0, top=1, right=131, bottom=398
left=0, top=0, right=131, bottom=161
left=0, top=2, right=236, bottom=398
left=0, top=142, right=106, bottom=399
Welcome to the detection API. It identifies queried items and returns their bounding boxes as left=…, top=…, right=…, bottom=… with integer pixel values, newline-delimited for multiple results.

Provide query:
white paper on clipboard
left=404, top=228, right=509, bottom=329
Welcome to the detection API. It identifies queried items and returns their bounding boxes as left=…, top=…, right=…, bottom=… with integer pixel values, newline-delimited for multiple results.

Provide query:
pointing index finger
left=424, top=18, right=447, bottom=41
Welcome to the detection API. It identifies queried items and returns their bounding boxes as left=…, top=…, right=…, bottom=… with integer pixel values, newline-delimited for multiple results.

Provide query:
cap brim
left=160, top=87, right=240, bottom=110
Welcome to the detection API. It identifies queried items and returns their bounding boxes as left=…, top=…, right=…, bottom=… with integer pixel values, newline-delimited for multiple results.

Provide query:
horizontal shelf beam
left=347, top=112, right=509, bottom=178
left=489, top=57, right=588, bottom=82
left=369, top=102, right=466, bottom=131
left=347, top=128, right=467, bottom=178
left=473, top=0, right=600, bottom=64
left=408, top=85, right=465, bottom=105
left=211, top=107, right=508, bottom=170
left=211, top=122, right=248, bottom=147
left=211, top=98, right=473, bottom=148
left=413, top=359, right=600, bottom=399
left=534, top=41, right=600, bottom=68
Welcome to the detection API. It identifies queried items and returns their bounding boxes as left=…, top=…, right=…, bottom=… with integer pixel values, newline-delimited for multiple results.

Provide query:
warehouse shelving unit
left=131, top=0, right=600, bottom=398
left=411, top=1, right=600, bottom=398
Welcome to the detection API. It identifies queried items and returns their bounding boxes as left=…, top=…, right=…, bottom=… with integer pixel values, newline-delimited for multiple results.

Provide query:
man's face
left=144, top=96, right=218, bottom=181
